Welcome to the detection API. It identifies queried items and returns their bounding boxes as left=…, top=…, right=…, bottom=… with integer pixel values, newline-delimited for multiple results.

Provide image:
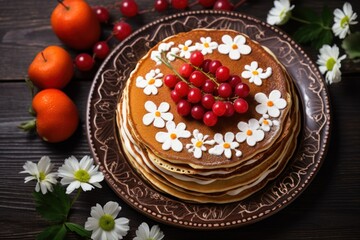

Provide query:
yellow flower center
left=252, top=70, right=259, bottom=75
left=183, top=46, right=188, bottom=51
left=99, top=214, right=115, bottom=231
left=204, top=42, right=210, bottom=48
left=170, top=133, right=177, bottom=140
left=223, top=142, right=231, bottom=149
left=148, top=78, right=156, bottom=85
left=340, top=15, right=350, bottom=28
left=232, top=44, right=238, bottom=50
left=263, top=119, right=269, bottom=125
left=195, top=141, right=203, bottom=148
left=326, top=57, right=336, bottom=71
left=267, top=101, right=274, bottom=107
left=39, top=172, right=46, bottom=181
left=154, top=111, right=161, bottom=117
left=246, top=130, right=253, bottom=136
left=74, top=169, right=90, bottom=183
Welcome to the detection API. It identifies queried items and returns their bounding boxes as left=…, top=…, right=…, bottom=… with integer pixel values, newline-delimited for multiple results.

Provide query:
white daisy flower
left=177, top=40, right=196, bottom=59
left=316, top=44, right=347, bottom=84
left=255, top=90, right=287, bottom=117
left=218, top=34, right=251, bottom=60
left=236, top=119, right=265, bottom=146
left=259, top=114, right=276, bottom=132
left=142, top=101, right=173, bottom=128
left=195, top=37, right=218, bottom=55
left=241, top=61, right=272, bottom=86
left=166, top=47, right=180, bottom=61
left=57, top=155, right=104, bottom=194
left=332, top=2, right=358, bottom=39
left=136, top=68, right=163, bottom=95
left=266, top=0, right=295, bottom=26
left=155, top=121, right=191, bottom=152
left=151, top=42, right=175, bottom=65
left=20, top=156, right=57, bottom=194
left=186, top=129, right=215, bottom=159
left=209, top=132, right=242, bottom=159
left=133, top=222, right=164, bottom=240
left=85, top=201, right=129, bottom=240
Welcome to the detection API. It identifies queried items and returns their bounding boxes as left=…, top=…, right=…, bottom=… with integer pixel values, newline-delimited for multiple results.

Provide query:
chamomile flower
left=209, top=132, right=242, bottom=159
left=195, top=37, right=218, bottom=55
left=236, top=119, right=265, bottom=146
left=151, top=42, right=175, bottom=65
left=142, top=101, right=173, bottom=128
left=136, top=69, right=164, bottom=95
left=20, top=156, right=57, bottom=194
left=57, top=155, right=104, bottom=194
left=266, top=0, right=295, bottom=26
left=259, top=114, right=278, bottom=132
left=316, top=44, right=346, bottom=84
left=85, top=201, right=130, bottom=240
left=155, top=121, right=191, bottom=152
left=332, top=2, right=358, bottom=39
left=177, top=40, right=196, bottom=59
left=218, top=34, right=251, bottom=60
left=255, top=90, right=287, bottom=117
left=133, top=222, right=164, bottom=240
left=186, top=129, right=215, bottom=159
left=241, top=61, right=272, bottom=86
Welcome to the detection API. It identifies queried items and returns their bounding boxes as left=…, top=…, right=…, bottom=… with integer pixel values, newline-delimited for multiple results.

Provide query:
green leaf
left=293, top=7, right=320, bottom=22
left=342, top=32, right=360, bottom=59
left=321, top=6, right=333, bottom=27
left=65, top=222, right=91, bottom=238
left=37, top=224, right=67, bottom=240
left=33, top=184, right=71, bottom=223
left=293, top=24, right=324, bottom=43
left=313, top=29, right=333, bottom=49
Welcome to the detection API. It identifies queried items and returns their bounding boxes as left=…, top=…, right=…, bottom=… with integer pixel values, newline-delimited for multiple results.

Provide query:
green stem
left=291, top=16, right=332, bottom=30
left=70, top=188, right=82, bottom=208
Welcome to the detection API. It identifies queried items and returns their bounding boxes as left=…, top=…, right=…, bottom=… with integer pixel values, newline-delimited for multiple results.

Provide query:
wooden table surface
left=1, top=0, right=359, bottom=239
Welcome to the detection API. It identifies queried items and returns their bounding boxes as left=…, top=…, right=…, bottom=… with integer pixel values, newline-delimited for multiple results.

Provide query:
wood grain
left=0, top=0, right=359, bottom=239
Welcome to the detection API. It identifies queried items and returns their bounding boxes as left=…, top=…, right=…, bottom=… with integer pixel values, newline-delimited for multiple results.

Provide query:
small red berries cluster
left=164, top=51, right=250, bottom=127
left=74, top=0, right=245, bottom=72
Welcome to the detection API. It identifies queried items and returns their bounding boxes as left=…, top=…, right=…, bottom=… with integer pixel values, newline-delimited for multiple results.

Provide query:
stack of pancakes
left=116, top=29, right=300, bottom=204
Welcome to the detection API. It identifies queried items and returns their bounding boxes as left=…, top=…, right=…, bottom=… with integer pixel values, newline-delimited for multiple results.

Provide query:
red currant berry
left=212, top=101, right=227, bottom=116
left=198, top=0, right=216, bottom=8
left=188, top=88, right=202, bottom=103
left=154, top=0, right=168, bottom=11
left=191, top=105, right=205, bottom=120
left=113, top=21, right=132, bottom=41
left=175, top=81, right=190, bottom=97
left=190, top=51, right=204, bottom=67
left=203, top=111, right=218, bottom=126
left=215, top=66, right=230, bottom=82
left=201, top=59, right=212, bottom=72
left=171, top=90, right=182, bottom=103
left=229, top=75, right=242, bottom=88
left=217, top=82, right=232, bottom=98
left=234, top=82, right=250, bottom=98
left=208, top=60, right=222, bottom=74
left=202, top=79, right=216, bottom=93
left=213, top=0, right=233, bottom=11
left=234, top=98, right=249, bottom=113
left=177, top=99, right=191, bottom=116
left=189, top=71, right=206, bottom=87
left=164, top=74, right=179, bottom=88
left=75, top=53, right=95, bottom=71
left=172, top=0, right=188, bottom=10
left=201, top=94, right=215, bottom=109
left=93, top=41, right=110, bottom=60
left=120, top=0, right=138, bottom=17
left=93, top=6, right=110, bottom=23
left=179, top=63, right=194, bottom=78
left=224, top=101, right=235, bottom=117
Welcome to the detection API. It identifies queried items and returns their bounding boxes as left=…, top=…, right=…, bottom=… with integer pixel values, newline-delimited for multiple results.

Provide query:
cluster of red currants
left=74, top=0, right=241, bottom=72
left=164, top=51, right=250, bottom=126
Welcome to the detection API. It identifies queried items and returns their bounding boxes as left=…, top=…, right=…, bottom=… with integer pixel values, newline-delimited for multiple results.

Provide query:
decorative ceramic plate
left=86, top=10, right=331, bottom=229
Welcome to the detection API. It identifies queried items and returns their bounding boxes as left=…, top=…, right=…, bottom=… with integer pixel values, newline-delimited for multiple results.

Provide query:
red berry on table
left=120, top=0, right=138, bottom=17
left=171, top=90, right=182, bottom=103
left=75, top=53, right=94, bottom=71
left=190, top=51, right=204, bottom=67
left=201, top=94, right=215, bottom=109
left=208, top=60, right=222, bottom=74
left=234, top=98, right=249, bottom=113
left=164, top=74, right=179, bottom=88
left=93, top=41, right=110, bottom=59
left=203, top=111, right=218, bottom=126
left=229, top=75, right=242, bottom=88
left=175, top=81, right=190, bottom=97
left=213, top=0, right=234, bottom=11
left=215, top=66, right=230, bottom=82
left=171, top=0, right=188, bottom=10
left=188, top=88, right=202, bottom=103
left=234, top=82, right=250, bottom=98
left=218, top=82, right=232, bottom=98
left=179, top=63, right=194, bottom=78
left=113, top=21, right=132, bottom=41
left=154, top=0, right=169, bottom=11
left=189, top=71, right=206, bottom=87
left=93, top=6, right=110, bottom=23
left=198, top=0, right=216, bottom=8
left=191, top=105, right=205, bottom=120
left=177, top=99, right=191, bottom=116
left=224, top=101, right=235, bottom=117
left=212, top=101, right=227, bottom=116
left=202, top=79, right=216, bottom=93
left=201, top=59, right=212, bottom=72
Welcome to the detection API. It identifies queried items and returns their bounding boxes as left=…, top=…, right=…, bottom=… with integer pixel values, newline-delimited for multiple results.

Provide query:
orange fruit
left=51, top=0, right=101, bottom=50
left=28, top=45, right=74, bottom=89
left=32, top=89, right=79, bottom=143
